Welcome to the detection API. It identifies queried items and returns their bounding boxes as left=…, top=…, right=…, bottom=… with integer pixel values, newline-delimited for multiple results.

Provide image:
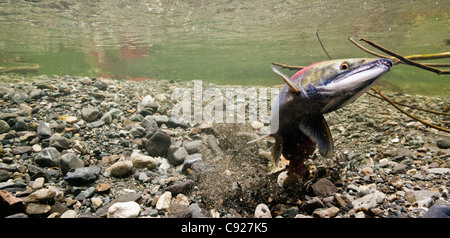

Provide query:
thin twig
left=348, top=37, right=398, bottom=63
left=271, top=62, right=304, bottom=70
left=359, top=38, right=450, bottom=75
left=405, top=52, right=450, bottom=61
left=371, top=88, right=450, bottom=133
left=316, top=30, right=333, bottom=60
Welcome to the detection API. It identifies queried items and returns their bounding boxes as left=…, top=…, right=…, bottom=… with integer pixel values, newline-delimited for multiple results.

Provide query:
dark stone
left=145, top=130, right=171, bottom=157
left=422, top=205, right=450, bottom=218
left=165, top=179, right=195, bottom=196
left=37, top=121, right=52, bottom=139
left=436, top=138, right=450, bottom=149
left=64, top=167, right=100, bottom=185
left=49, top=134, right=70, bottom=151
left=34, top=147, right=60, bottom=167
left=60, top=153, right=84, bottom=174
left=167, top=146, right=188, bottom=166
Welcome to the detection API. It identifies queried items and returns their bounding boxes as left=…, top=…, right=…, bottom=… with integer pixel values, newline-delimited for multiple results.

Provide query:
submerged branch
left=271, top=62, right=304, bottom=70
left=358, top=38, right=450, bottom=75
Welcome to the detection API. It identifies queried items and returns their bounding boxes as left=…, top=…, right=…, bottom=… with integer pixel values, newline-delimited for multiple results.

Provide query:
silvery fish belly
left=253, top=58, right=393, bottom=176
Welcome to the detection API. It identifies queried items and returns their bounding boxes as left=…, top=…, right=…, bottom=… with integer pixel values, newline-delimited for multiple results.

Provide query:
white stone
left=156, top=191, right=172, bottom=210
left=91, top=197, right=103, bottom=208
left=107, top=201, right=141, bottom=218
left=61, top=210, right=78, bottom=218
left=250, top=121, right=264, bottom=130
left=32, top=177, right=45, bottom=189
left=352, top=191, right=386, bottom=210
left=254, top=203, right=272, bottom=218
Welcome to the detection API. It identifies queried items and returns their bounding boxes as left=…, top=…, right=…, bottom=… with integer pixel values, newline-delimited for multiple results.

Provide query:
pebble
left=61, top=210, right=78, bottom=218
left=31, top=177, right=45, bottom=189
left=64, top=167, right=101, bottom=185
left=107, top=160, right=133, bottom=177
left=60, top=153, right=84, bottom=174
left=23, top=188, right=56, bottom=203
left=156, top=191, right=172, bottom=210
left=130, top=150, right=161, bottom=169
left=167, top=146, right=188, bottom=166
left=37, top=121, right=52, bottom=139
left=34, top=147, right=61, bottom=167
left=254, top=203, right=272, bottom=218
left=107, top=201, right=141, bottom=218
left=145, top=131, right=171, bottom=157
left=0, top=120, right=10, bottom=133
left=311, top=178, right=338, bottom=196
left=312, top=206, right=340, bottom=218
left=352, top=191, right=387, bottom=211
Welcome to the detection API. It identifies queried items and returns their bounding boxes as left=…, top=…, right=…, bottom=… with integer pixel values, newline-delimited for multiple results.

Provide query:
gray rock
left=422, top=205, right=450, bottom=218
left=29, top=88, right=43, bottom=99
left=145, top=131, right=171, bottom=157
left=184, top=140, right=205, bottom=154
left=37, top=121, right=52, bottom=139
left=0, top=170, right=10, bottom=182
left=207, top=135, right=224, bottom=156
left=426, top=168, right=450, bottom=175
left=392, top=163, right=408, bottom=174
left=167, top=146, right=188, bottom=166
left=49, top=134, right=70, bottom=151
left=60, top=153, right=84, bottom=174
left=436, top=138, right=450, bottom=149
left=93, top=79, right=107, bottom=90
left=182, top=153, right=203, bottom=173
left=81, top=107, right=99, bottom=122
left=0, top=120, right=10, bottom=133
left=189, top=203, right=207, bottom=218
left=34, top=147, right=60, bottom=167
left=12, top=146, right=33, bottom=155
left=64, top=167, right=101, bottom=185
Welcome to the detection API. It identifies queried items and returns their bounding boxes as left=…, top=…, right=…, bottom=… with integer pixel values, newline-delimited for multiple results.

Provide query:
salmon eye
left=340, top=62, right=350, bottom=70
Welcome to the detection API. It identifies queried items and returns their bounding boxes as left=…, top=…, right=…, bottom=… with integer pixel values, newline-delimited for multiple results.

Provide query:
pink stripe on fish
left=290, top=61, right=324, bottom=81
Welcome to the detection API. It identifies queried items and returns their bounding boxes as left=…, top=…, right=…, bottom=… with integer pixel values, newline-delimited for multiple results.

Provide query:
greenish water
left=0, top=0, right=449, bottom=96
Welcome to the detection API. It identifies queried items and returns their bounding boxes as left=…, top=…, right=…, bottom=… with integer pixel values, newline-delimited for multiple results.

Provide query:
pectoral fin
left=298, top=115, right=334, bottom=158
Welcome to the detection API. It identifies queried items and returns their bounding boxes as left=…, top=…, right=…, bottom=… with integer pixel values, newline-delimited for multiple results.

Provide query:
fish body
left=255, top=58, right=393, bottom=176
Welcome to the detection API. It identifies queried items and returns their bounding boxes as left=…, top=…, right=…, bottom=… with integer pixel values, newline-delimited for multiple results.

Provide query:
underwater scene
left=0, top=0, right=449, bottom=221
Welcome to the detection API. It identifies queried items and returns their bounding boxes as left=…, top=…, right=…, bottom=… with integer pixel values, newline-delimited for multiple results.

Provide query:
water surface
left=0, top=0, right=448, bottom=95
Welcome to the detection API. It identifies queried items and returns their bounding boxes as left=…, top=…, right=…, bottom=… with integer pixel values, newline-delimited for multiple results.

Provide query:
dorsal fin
left=271, top=64, right=300, bottom=94
left=298, top=114, right=334, bottom=158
